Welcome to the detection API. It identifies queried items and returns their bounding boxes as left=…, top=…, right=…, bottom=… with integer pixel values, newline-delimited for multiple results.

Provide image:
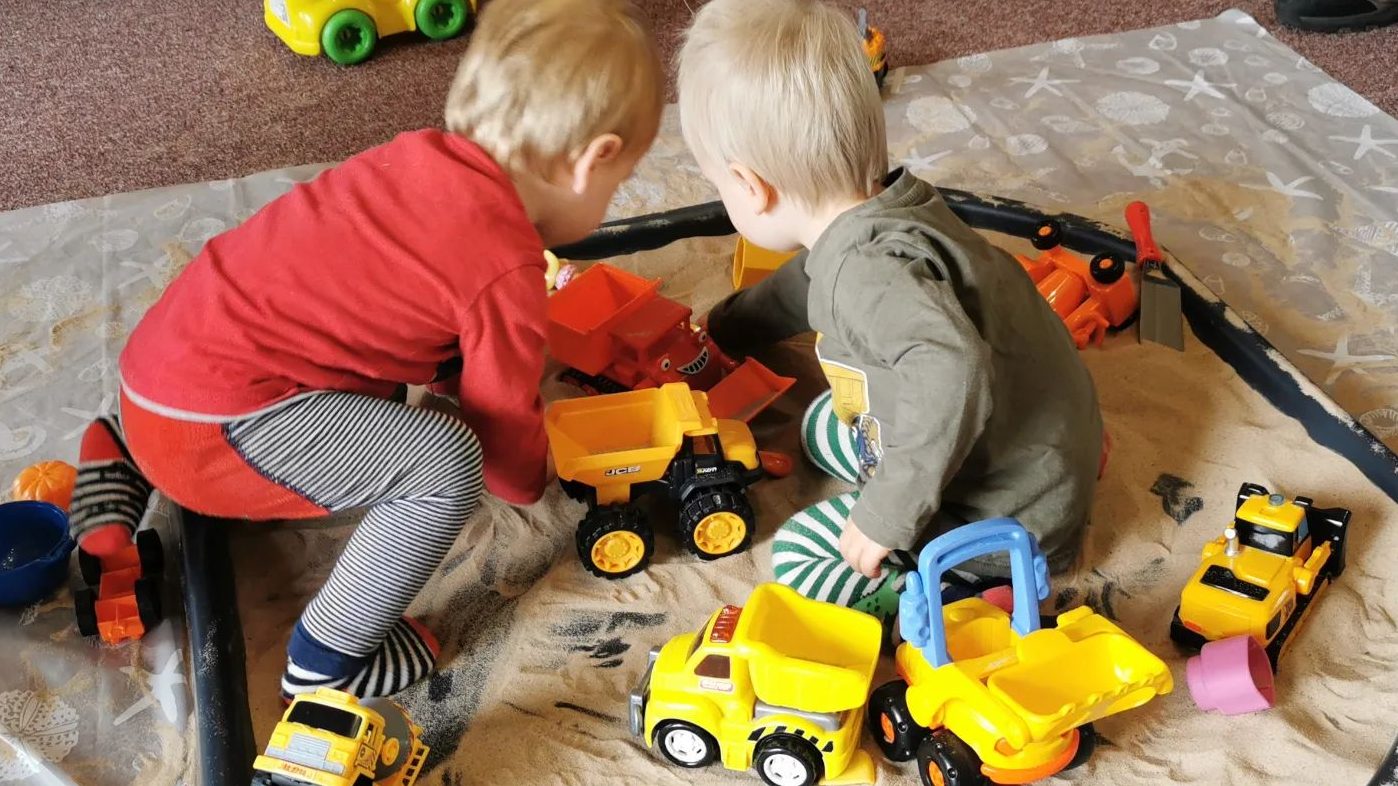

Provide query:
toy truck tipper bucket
left=732, top=237, right=798, bottom=290
left=736, top=584, right=881, bottom=714
left=548, top=263, right=659, bottom=376
left=706, top=360, right=794, bottom=424
left=546, top=383, right=717, bottom=489
left=984, top=605, right=1173, bottom=741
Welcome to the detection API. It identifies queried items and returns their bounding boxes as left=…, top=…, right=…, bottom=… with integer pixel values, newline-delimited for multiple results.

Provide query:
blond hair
left=446, top=0, right=663, bottom=174
left=677, top=0, right=887, bottom=208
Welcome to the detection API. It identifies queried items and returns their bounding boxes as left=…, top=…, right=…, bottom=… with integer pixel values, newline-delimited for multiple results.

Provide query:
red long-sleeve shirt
left=120, top=130, right=549, bottom=504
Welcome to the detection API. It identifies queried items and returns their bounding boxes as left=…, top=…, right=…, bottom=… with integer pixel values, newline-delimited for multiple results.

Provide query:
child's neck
left=795, top=186, right=883, bottom=249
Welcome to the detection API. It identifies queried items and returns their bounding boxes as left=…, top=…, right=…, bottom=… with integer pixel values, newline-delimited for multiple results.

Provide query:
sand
left=231, top=232, right=1398, bottom=786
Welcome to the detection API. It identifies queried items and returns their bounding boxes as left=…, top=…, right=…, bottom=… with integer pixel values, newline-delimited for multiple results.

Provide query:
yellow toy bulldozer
left=546, top=382, right=787, bottom=579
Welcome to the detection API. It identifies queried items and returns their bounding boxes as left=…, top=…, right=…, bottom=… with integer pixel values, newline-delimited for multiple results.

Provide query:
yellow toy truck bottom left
left=252, top=687, right=428, bottom=786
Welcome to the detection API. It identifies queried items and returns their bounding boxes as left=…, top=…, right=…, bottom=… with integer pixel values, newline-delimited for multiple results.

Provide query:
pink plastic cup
left=1185, top=635, right=1276, bottom=715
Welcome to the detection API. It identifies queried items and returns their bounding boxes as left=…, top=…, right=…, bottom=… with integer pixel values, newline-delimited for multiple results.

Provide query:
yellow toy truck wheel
left=320, top=9, right=378, bottom=66
left=415, top=0, right=471, bottom=41
left=679, top=487, right=755, bottom=561
left=868, top=680, right=923, bottom=762
left=654, top=720, right=720, bottom=768
left=754, top=734, right=824, bottom=786
left=916, top=731, right=985, bottom=786
left=576, top=506, right=654, bottom=579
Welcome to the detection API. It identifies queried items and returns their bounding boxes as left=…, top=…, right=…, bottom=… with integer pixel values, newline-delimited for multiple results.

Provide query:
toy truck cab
left=1170, top=484, right=1350, bottom=714
left=870, top=519, right=1171, bottom=786
left=252, top=688, right=428, bottom=786
left=632, top=584, right=880, bottom=786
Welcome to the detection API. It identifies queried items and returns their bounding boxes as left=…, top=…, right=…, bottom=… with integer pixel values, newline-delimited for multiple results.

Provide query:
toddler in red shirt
left=66, top=0, right=663, bottom=700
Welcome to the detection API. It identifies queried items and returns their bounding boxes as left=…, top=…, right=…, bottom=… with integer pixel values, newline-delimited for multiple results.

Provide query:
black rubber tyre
left=754, top=734, right=824, bottom=786
left=1031, top=220, right=1063, bottom=250
left=868, top=680, right=924, bottom=762
left=74, top=588, right=99, bottom=637
left=135, top=577, right=162, bottom=630
left=678, top=485, right=755, bottom=561
left=1089, top=253, right=1127, bottom=285
left=1064, top=723, right=1097, bottom=771
left=136, top=529, right=163, bottom=576
left=916, top=730, right=987, bottom=786
left=874, top=62, right=889, bottom=87
left=352, top=776, right=374, bottom=786
left=653, top=720, right=719, bottom=768
left=1169, top=606, right=1208, bottom=651
left=77, top=547, right=103, bottom=587
left=575, top=505, right=654, bottom=580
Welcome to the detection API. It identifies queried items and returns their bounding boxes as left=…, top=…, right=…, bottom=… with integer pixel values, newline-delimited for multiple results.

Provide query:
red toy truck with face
left=547, top=263, right=794, bottom=422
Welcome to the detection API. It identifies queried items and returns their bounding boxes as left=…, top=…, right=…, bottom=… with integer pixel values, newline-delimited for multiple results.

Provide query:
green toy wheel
left=416, top=0, right=472, bottom=40
left=321, top=9, right=378, bottom=66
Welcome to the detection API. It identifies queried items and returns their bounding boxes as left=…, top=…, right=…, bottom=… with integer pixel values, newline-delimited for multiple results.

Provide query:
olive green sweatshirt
left=709, top=170, right=1102, bottom=572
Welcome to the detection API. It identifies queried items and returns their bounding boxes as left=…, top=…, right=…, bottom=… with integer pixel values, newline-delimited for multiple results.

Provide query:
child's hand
left=839, top=517, right=891, bottom=579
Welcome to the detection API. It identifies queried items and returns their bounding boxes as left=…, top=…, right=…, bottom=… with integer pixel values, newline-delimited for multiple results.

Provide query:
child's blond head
left=446, top=0, right=663, bottom=175
left=677, top=0, right=887, bottom=209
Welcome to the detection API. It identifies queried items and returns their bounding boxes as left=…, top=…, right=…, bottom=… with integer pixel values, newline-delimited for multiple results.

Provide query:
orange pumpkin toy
left=11, top=461, right=78, bottom=511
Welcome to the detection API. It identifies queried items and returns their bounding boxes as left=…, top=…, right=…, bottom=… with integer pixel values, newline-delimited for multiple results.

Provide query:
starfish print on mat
left=1, top=346, right=52, bottom=376
left=1009, top=67, right=1080, bottom=98
left=1329, top=125, right=1398, bottom=161
left=118, top=255, right=174, bottom=289
left=1244, top=172, right=1323, bottom=200
left=114, top=651, right=186, bottom=726
left=1297, top=335, right=1396, bottom=386
left=1164, top=71, right=1236, bottom=101
left=901, top=148, right=952, bottom=172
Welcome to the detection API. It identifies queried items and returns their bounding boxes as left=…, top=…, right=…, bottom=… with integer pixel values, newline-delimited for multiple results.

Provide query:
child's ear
left=568, top=133, right=624, bottom=195
left=729, top=163, right=776, bottom=214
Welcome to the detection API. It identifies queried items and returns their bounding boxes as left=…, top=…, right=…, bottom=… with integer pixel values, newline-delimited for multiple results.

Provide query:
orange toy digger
left=74, top=530, right=164, bottom=645
left=1014, top=220, right=1138, bottom=349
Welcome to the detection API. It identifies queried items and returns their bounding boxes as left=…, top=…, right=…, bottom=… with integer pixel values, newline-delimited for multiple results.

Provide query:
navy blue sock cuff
left=288, top=621, right=364, bottom=676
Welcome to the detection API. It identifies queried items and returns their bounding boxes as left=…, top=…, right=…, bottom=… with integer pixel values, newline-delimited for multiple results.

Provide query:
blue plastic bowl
left=0, top=501, right=75, bottom=608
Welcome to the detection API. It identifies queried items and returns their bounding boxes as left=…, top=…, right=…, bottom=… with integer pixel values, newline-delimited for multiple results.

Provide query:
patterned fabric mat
left=1, top=8, right=1395, bottom=785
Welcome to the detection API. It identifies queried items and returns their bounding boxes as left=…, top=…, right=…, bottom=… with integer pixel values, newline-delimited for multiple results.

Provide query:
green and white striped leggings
left=772, top=391, right=916, bottom=620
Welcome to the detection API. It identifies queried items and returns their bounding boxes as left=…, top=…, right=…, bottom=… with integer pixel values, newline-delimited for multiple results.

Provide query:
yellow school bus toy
left=264, top=0, right=476, bottom=66
left=251, top=687, right=428, bottom=786
left=630, top=583, right=881, bottom=786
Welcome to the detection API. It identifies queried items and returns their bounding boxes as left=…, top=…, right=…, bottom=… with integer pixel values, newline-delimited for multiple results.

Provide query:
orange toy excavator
left=1014, top=220, right=1139, bottom=349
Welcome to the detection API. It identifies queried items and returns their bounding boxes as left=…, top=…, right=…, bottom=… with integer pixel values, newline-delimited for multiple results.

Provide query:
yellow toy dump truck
left=547, top=382, right=787, bottom=579
left=870, top=519, right=1172, bottom=786
left=251, top=687, right=428, bottom=786
left=1170, top=483, right=1351, bottom=714
left=630, top=583, right=880, bottom=786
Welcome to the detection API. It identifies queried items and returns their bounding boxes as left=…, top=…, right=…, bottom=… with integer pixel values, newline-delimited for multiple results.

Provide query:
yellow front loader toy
left=1170, top=483, right=1351, bottom=715
left=547, top=382, right=789, bottom=579
left=870, top=518, right=1172, bottom=786
left=251, top=687, right=428, bottom=786
left=630, top=583, right=881, bottom=786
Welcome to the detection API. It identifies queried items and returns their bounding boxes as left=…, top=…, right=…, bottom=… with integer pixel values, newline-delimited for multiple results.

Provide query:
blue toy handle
left=899, top=518, right=1050, bottom=668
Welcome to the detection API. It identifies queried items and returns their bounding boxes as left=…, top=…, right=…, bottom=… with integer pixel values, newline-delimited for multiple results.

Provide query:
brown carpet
left=1, top=0, right=1394, bottom=211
